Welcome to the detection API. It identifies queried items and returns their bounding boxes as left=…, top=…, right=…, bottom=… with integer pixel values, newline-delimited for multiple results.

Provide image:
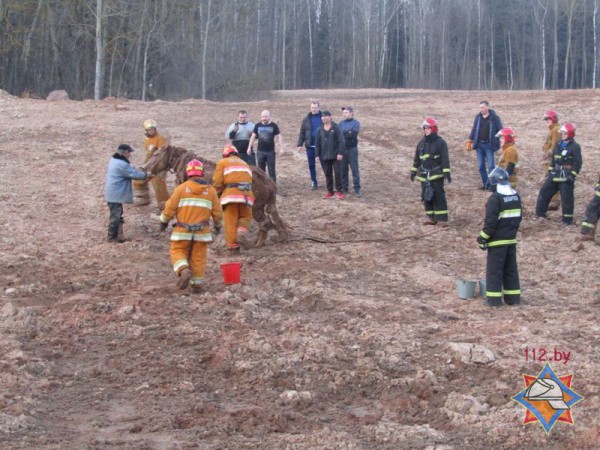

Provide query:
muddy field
left=1, top=88, right=599, bottom=449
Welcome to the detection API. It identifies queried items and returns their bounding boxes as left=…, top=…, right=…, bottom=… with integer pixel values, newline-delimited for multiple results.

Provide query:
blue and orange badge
left=513, top=363, right=584, bottom=433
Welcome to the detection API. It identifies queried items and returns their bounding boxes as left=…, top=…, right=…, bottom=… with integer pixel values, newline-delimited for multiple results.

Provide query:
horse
left=142, top=145, right=289, bottom=247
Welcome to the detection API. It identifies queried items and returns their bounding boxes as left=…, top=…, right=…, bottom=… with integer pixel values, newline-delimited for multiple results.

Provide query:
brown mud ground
left=1, top=88, right=599, bottom=449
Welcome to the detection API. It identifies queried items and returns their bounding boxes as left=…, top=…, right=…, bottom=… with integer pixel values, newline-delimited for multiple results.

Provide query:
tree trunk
left=201, top=0, right=212, bottom=99
left=94, top=0, right=104, bottom=100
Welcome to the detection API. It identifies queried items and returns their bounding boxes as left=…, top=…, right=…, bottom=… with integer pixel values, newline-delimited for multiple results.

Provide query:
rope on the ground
left=287, top=228, right=445, bottom=244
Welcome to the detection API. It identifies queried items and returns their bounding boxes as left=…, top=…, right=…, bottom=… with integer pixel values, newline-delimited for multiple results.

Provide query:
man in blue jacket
left=104, top=144, right=149, bottom=242
left=467, top=101, right=503, bottom=189
left=340, top=106, right=362, bottom=197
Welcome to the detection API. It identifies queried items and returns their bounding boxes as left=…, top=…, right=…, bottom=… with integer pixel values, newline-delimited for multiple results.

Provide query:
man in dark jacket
left=535, top=122, right=583, bottom=225
left=296, top=101, right=322, bottom=190
left=579, top=173, right=600, bottom=242
left=477, top=167, right=522, bottom=307
left=315, top=111, right=345, bottom=199
left=410, top=118, right=451, bottom=226
left=467, top=101, right=503, bottom=189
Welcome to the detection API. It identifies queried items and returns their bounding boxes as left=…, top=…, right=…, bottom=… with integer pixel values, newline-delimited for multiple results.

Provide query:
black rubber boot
left=484, top=297, right=502, bottom=307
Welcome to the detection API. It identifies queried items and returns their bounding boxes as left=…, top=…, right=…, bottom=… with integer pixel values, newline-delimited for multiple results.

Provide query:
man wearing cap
left=226, top=110, right=256, bottom=166
left=104, top=144, right=149, bottom=243
left=296, top=101, right=322, bottom=190
left=315, top=111, right=345, bottom=199
left=340, top=106, right=362, bottom=197
left=466, top=101, right=503, bottom=190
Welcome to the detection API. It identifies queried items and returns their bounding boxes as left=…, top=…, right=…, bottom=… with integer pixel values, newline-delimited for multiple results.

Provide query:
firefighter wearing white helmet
left=535, top=122, right=583, bottom=225
left=410, top=117, right=451, bottom=226
left=495, top=127, right=519, bottom=188
left=477, top=167, right=523, bottom=307
left=139, top=118, right=169, bottom=211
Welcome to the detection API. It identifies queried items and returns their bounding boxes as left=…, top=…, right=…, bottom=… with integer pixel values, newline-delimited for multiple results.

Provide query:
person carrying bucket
left=477, top=167, right=523, bottom=307
left=213, top=145, right=255, bottom=252
left=159, top=159, right=223, bottom=293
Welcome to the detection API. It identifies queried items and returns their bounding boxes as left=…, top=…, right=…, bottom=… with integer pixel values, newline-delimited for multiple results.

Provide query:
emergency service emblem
left=512, top=363, right=583, bottom=433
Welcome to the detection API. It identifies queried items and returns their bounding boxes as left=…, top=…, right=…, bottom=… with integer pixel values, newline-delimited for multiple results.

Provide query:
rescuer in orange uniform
left=496, top=127, right=519, bottom=188
left=159, top=160, right=223, bottom=292
left=213, top=145, right=255, bottom=251
left=143, top=119, right=170, bottom=210
left=542, top=110, right=562, bottom=210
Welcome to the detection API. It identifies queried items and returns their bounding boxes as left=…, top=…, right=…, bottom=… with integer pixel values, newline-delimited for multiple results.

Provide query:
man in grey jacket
left=226, top=110, right=255, bottom=165
left=104, top=144, right=149, bottom=242
left=315, top=111, right=345, bottom=199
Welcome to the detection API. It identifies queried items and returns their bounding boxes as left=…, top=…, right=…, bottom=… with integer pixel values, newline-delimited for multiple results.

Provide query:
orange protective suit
left=213, top=155, right=255, bottom=249
left=144, top=132, right=169, bottom=207
left=160, top=177, right=223, bottom=286
left=498, top=143, right=519, bottom=187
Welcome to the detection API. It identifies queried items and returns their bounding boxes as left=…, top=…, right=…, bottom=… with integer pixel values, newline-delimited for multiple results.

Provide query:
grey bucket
left=478, top=279, right=486, bottom=297
left=456, top=278, right=478, bottom=299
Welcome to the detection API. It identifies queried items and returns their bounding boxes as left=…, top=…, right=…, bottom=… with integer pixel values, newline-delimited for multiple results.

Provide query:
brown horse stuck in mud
left=143, top=145, right=289, bottom=247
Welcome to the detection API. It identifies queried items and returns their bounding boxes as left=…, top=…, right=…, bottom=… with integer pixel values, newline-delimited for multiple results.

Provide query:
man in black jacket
left=477, top=167, right=523, bottom=307
left=296, top=101, right=322, bottom=190
left=315, top=111, right=345, bottom=199
left=467, top=101, right=503, bottom=189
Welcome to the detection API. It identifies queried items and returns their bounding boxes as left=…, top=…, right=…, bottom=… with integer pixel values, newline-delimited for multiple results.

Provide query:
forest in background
left=1, top=0, right=599, bottom=101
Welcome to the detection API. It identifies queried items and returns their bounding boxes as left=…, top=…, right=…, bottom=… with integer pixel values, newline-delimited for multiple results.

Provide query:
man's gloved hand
left=213, top=224, right=222, bottom=236
left=466, top=140, right=473, bottom=151
left=159, top=222, right=168, bottom=233
left=410, top=172, right=416, bottom=182
left=568, top=173, right=577, bottom=182
left=477, top=235, right=488, bottom=250
left=445, top=173, right=452, bottom=183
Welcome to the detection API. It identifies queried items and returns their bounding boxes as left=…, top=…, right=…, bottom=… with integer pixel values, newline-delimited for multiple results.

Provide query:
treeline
left=0, top=0, right=598, bottom=101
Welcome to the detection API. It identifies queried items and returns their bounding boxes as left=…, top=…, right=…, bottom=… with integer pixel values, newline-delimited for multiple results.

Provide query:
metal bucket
left=478, top=279, right=486, bottom=297
left=456, top=278, right=477, bottom=299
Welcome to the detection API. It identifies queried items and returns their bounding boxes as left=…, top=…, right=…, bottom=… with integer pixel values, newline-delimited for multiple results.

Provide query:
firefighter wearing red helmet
left=213, top=145, right=255, bottom=251
left=535, top=122, right=583, bottom=225
left=542, top=110, right=562, bottom=210
left=159, top=159, right=223, bottom=293
left=410, top=118, right=452, bottom=226
left=495, top=127, right=519, bottom=187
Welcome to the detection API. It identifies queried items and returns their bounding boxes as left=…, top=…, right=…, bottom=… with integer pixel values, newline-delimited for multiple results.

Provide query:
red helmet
left=495, top=127, right=515, bottom=139
left=186, top=159, right=204, bottom=177
left=543, top=110, right=558, bottom=123
left=421, top=117, right=438, bottom=133
left=222, top=144, right=238, bottom=157
left=559, top=123, right=576, bottom=139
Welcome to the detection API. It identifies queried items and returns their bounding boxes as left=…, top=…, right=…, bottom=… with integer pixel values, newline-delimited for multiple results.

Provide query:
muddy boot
left=577, top=233, right=595, bottom=242
left=190, top=285, right=204, bottom=294
left=423, top=217, right=437, bottom=225
left=237, top=232, right=252, bottom=250
left=177, top=268, right=192, bottom=290
left=483, top=297, right=502, bottom=307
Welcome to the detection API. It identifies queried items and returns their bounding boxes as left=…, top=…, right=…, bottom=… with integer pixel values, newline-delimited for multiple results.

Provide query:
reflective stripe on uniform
left=223, top=165, right=252, bottom=177
left=486, top=291, right=503, bottom=298
left=417, top=174, right=443, bottom=181
left=499, top=209, right=522, bottom=219
left=480, top=231, right=490, bottom=239
left=433, top=210, right=448, bottom=215
left=552, top=177, right=567, bottom=182
left=487, top=239, right=517, bottom=247
left=170, top=231, right=213, bottom=242
left=173, top=259, right=189, bottom=272
left=563, top=214, right=573, bottom=218
left=503, top=289, right=521, bottom=295
left=178, top=198, right=213, bottom=209
left=190, top=277, right=204, bottom=286
left=160, top=213, right=170, bottom=223
left=582, top=222, right=594, bottom=229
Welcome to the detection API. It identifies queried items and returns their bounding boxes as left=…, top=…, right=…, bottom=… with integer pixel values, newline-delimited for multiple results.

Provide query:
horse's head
left=142, top=145, right=171, bottom=174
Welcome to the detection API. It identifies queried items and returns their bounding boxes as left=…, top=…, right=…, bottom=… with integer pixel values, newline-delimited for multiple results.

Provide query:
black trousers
left=107, top=202, right=124, bottom=241
left=232, top=140, right=256, bottom=166
left=486, top=245, right=520, bottom=305
left=257, top=151, right=276, bottom=182
left=581, top=194, right=600, bottom=235
left=536, top=177, right=575, bottom=223
left=421, top=179, right=448, bottom=222
left=320, top=159, right=342, bottom=194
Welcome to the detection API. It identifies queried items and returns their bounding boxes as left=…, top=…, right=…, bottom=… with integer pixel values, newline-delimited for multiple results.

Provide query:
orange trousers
left=223, top=203, right=252, bottom=248
left=170, top=239, right=208, bottom=285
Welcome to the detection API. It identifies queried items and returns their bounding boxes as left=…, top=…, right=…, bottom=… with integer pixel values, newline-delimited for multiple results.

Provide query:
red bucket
left=221, top=262, right=242, bottom=284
